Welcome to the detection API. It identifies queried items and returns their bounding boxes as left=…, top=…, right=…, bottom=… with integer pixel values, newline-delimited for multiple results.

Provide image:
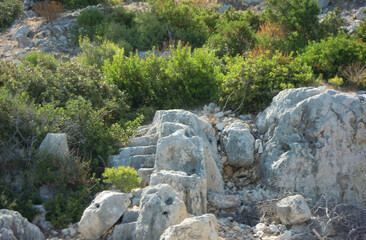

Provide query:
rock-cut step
left=109, top=145, right=157, bottom=168
left=130, top=154, right=156, bottom=169
left=127, top=135, right=157, bottom=147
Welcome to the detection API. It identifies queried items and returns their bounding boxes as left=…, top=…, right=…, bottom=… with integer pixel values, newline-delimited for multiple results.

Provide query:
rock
left=0, top=209, right=45, bottom=240
left=39, top=185, right=54, bottom=201
left=135, top=184, right=187, bottom=240
left=207, top=192, right=240, bottom=209
left=32, top=205, right=46, bottom=225
left=52, top=25, right=63, bottom=38
left=276, top=195, right=311, bottom=225
left=216, top=122, right=225, bottom=131
left=79, top=191, right=131, bottom=240
left=257, top=88, right=366, bottom=206
left=24, top=10, right=36, bottom=18
left=160, top=214, right=218, bottom=240
left=255, top=139, right=263, bottom=154
left=122, top=208, right=140, bottom=224
left=215, top=112, right=224, bottom=118
left=356, top=8, right=366, bottom=20
left=12, top=26, right=31, bottom=40
left=317, top=0, right=330, bottom=8
left=217, top=4, right=231, bottom=13
left=38, top=133, right=68, bottom=159
left=150, top=170, right=207, bottom=215
left=255, top=223, right=266, bottom=232
left=2, top=46, right=10, bottom=52
left=138, top=168, right=154, bottom=188
left=278, top=230, right=292, bottom=240
left=110, top=222, right=136, bottom=240
left=221, top=122, right=255, bottom=167
left=224, top=165, right=234, bottom=178
left=16, top=35, right=34, bottom=48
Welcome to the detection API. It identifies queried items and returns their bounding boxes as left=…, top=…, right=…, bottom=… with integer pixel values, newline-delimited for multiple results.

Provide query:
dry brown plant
left=341, top=61, right=366, bottom=88
left=34, top=1, right=65, bottom=23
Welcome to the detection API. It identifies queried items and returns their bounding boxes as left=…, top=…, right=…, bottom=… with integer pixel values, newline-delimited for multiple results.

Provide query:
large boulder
left=79, top=191, right=131, bottom=240
left=160, top=214, right=219, bottom=240
left=256, top=87, right=366, bottom=206
left=135, top=184, right=188, bottom=240
left=150, top=170, right=207, bottom=215
left=38, top=133, right=68, bottom=159
left=221, top=122, right=255, bottom=167
left=276, top=195, right=311, bottom=225
left=0, top=209, right=44, bottom=240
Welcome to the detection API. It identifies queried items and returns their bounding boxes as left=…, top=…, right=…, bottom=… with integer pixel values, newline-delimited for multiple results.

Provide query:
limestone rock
left=257, top=87, right=366, bottom=206
left=17, top=35, right=34, bottom=48
left=276, top=195, right=311, bottom=225
left=207, top=192, right=240, bottom=209
left=39, top=133, right=68, bottom=159
left=150, top=170, right=207, bottom=215
left=12, top=26, right=31, bottom=40
left=79, top=191, right=131, bottom=240
left=135, top=184, right=187, bottom=240
left=0, top=209, right=45, bottom=240
left=160, top=214, right=218, bottom=240
left=110, top=222, right=136, bottom=240
left=138, top=168, right=154, bottom=188
left=317, top=0, right=330, bottom=8
left=221, top=122, right=255, bottom=167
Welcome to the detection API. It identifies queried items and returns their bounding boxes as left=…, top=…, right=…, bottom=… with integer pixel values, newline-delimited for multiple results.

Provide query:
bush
left=265, top=0, right=320, bottom=52
left=34, top=1, right=65, bottom=23
left=103, top=42, right=223, bottom=108
left=320, top=8, right=346, bottom=38
left=207, top=19, right=256, bottom=57
left=355, top=9, right=366, bottom=42
left=76, top=7, right=105, bottom=41
left=23, top=51, right=58, bottom=70
left=55, top=0, right=104, bottom=9
left=221, top=51, right=320, bottom=113
left=102, top=166, right=141, bottom=192
left=0, top=0, right=22, bottom=29
left=298, top=35, right=366, bottom=79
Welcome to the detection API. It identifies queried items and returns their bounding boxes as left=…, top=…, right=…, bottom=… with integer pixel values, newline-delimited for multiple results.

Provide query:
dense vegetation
left=0, top=0, right=365, bottom=228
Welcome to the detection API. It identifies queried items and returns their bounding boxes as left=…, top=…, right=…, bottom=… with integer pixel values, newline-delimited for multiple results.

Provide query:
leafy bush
left=55, top=0, right=104, bottom=9
left=0, top=0, right=22, bottom=29
left=320, top=8, right=346, bottom=38
left=298, top=35, right=366, bottom=79
left=103, top=42, right=223, bottom=108
left=102, top=166, right=141, bottom=192
left=328, top=75, right=344, bottom=87
left=265, top=0, right=320, bottom=52
left=23, top=51, right=58, bottom=70
left=355, top=9, right=366, bottom=42
left=221, top=51, right=319, bottom=113
left=207, top=19, right=256, bottom=57
left=76, top=7, right=105, bottom=41
left=254, top=22, right=285, bottom=54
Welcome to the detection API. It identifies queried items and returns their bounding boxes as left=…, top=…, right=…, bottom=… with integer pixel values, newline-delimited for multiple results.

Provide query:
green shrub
left=102, top=166, right=141, bottom=192
left=103, top=42, right=223, bottom=108
left=328, top=75, right=344, bottom=86
left=207, top=19, right=256, bottom=56
left=320, top=8, right=346, bottom=38
left=0, top=0, right=22, bottom=29
left=55, top=0, right=104, bottom=9
left=23, top=51, right=58, bottom=70
left=298, top=35, right=366, bottom=79
left=221, top=51, right=319, bottom=113
left=76, top=7, right=105, bottom=41
left=265, top=0, right=320, bottom=52
left=355, top=9, right=366, bottom=42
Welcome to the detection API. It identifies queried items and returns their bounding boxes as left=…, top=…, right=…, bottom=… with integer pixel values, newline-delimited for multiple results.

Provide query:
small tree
left=102, top=166, right=141, bottom=192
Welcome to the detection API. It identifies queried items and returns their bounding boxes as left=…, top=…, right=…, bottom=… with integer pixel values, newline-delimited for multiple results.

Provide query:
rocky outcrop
left=109, top=110, right=224, bottom=215
left=221, top=122, right=255, bottom=167
left=160, top=214, right=219, bottom=240
left=256, top=87, right=366, bottom=206
left=38, top=133, right=68, bottom=159
left=135, top=184, right=188, bottom=240
left=0, top=209, right=45, bottom=240
left=276, top=195, right=311, bottom=225
left=79, top=191, right=131, bottom=240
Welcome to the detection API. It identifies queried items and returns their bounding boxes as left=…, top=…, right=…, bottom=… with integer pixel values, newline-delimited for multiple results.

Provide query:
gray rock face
left=160, top=214, right=218, bottom=240
left=256, top=87, right=366, bottom=206
left=79, top=191, right=131, bottom=240
left=317, top=0, right=330, bottom=8
left=12, top=26, right=31, bottom=40
left=221, top=122, right=255, bottom=167
left=0, top=209, right=45, bottom=240
left=150, top=170, right=207, bottom=215
left=207, top=192, right=240, bottom=209
left=38, top=133, right=68, bottom=159
left=16, top=35, right=34, bottom=48
left=135, top=184, right=187, bottom=240
left=276, top=195, right=311, bottom=225
left=110, top=222, right=136, bottom=240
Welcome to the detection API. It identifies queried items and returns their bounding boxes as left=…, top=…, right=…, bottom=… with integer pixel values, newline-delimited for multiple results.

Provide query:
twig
left=233, top=80, right=251, bottom=113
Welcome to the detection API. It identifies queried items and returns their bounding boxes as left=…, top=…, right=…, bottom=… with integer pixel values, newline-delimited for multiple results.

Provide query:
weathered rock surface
left=276, top=195, right=311, bottom=225
left=160, top=214, right=218, bottom=240
left=0, top=209, right=45, bottom=240
left=221, top=122, right=255, bottom=167
left=79, top=191, right=131, bottom=240
left=38, top=133, right=68, bottom=159
left=257, top=87, right=366, bottom=206
left=135, top=184, right=188, bottom=240
left=207, top=192, right=240, bottom=209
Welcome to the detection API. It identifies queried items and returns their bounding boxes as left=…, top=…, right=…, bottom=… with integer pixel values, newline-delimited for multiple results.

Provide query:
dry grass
left=34, top=1, right=65, bottom=23
left=341, top=61, right=366, bottom=88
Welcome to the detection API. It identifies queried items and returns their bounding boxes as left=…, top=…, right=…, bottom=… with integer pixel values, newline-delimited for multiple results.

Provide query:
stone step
left=109, top=145, right=156, bottom=168
left=137, top=124, right=152, bottom=135
left=130, top=155, right=156, bottom=169
left=127, top=135, right=157, bottom=147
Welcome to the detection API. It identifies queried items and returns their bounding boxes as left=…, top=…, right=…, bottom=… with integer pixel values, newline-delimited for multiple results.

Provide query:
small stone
left=221, top=156, right=228, bottom=164
left=255, top=223, right=266, bottom=232
left=61, top=229, right=69, bottom=236
left=216, top=122, right=225, bottom=131
left=215, top=112, right=224, bottom=118
left=227, top=181, right=233, bottom=188
left=278, top=230, right=292, bottom=240
left=224, top=165, right=234, bottom=178
left=255, top=139, right=263, bottom=154
left=2, top=45, right=10, bottom=52
left=68, top=228, right=77, bottom=237
left=269, top=224, right=280, bottom=233
left=276, top=195, right=311, bottom=225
